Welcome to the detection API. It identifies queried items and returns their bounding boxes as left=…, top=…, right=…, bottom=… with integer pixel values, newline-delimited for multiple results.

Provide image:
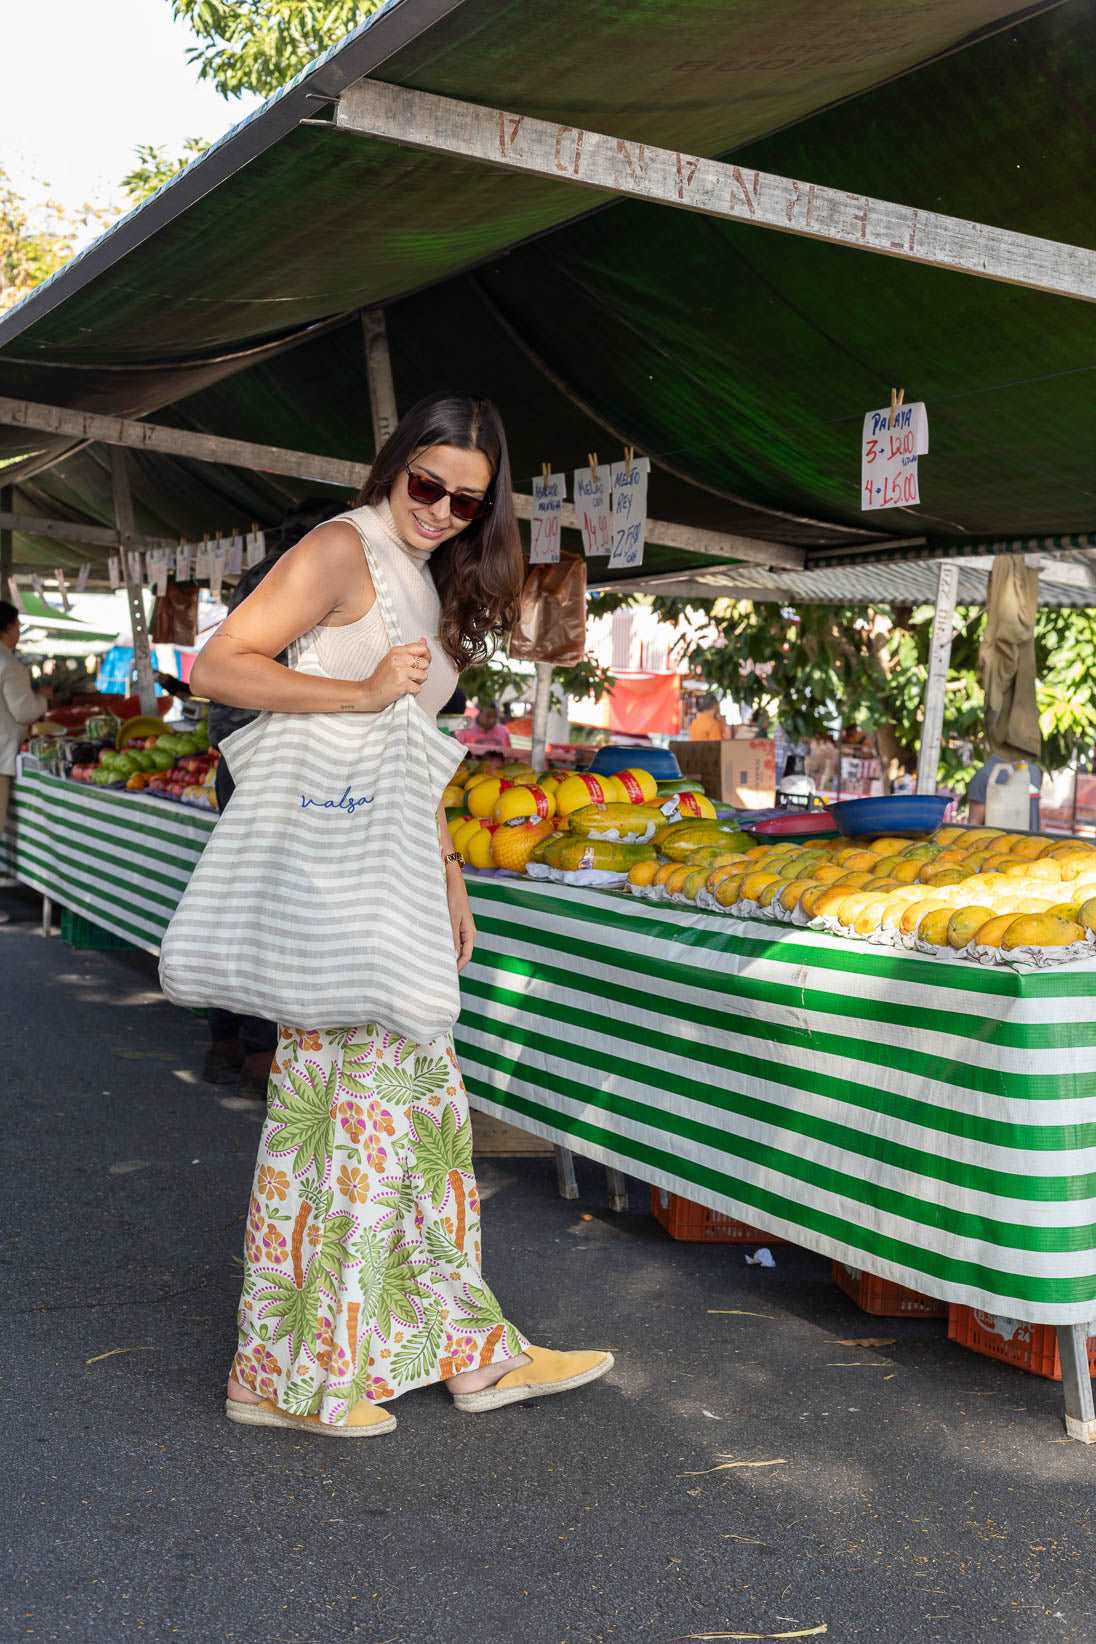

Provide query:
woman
left=190, top=394, right=613, bottom=1437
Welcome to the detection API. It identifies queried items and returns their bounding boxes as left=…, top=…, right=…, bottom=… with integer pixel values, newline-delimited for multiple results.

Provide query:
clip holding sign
left=588, top=451, right=599, bottom=485
left=888, top=387, right=905, bottom=429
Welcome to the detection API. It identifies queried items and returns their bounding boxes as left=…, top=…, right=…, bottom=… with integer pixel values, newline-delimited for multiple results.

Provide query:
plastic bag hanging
left=509, top=554, right=587, bottom=665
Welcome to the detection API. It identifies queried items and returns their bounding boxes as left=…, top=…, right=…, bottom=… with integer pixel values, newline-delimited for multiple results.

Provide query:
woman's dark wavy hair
left=355, top=393, right=523, bottom=671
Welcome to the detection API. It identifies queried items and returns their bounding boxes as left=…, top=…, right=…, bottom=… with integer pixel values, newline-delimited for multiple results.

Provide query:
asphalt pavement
left=3, top=881, right=1095, bottom=1644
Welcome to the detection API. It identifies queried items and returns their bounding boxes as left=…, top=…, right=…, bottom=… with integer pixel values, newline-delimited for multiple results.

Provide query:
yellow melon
left=614, top=767, right=658, bottom=804
left=554, top=772, right=624, bottom=816
left=494, top=784, right=557, bottom=824
left=491, top=819, right=556, bottom=871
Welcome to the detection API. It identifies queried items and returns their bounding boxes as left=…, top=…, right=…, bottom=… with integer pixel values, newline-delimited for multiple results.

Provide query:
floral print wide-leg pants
left=232, top=1022, right=529, bottom=1425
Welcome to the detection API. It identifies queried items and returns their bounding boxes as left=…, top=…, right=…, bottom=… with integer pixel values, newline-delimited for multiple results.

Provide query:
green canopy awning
left=0, top=0, right=1091, bottom=587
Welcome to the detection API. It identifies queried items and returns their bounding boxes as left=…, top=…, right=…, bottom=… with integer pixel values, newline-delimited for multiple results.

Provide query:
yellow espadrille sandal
left=449, top=1345, right=614, bottom=1413
left=225, top=1397, right=396, bottom=1437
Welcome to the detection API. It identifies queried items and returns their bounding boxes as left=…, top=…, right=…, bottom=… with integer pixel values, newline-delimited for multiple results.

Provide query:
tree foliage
left=0, top=169, right=111, bottom=313
left=676, top=596, right=1096, bottom=791
left=459, top=654, right=615, bottom=712
left=121, top=139, right=212, bottom=205
left=171, top=0, right=382, bottom=98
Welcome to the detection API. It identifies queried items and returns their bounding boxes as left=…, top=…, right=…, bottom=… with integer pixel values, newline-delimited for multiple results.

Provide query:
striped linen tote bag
left=159, top=511, right=464, bottom=1041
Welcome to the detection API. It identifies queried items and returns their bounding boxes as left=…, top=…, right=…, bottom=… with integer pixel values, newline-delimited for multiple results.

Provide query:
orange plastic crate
left=947, top=1305, right=1096, bottom=1382
left=650, top=1187, right=787, bottom=1244
left=832, top=1260, right=946, bottom=1318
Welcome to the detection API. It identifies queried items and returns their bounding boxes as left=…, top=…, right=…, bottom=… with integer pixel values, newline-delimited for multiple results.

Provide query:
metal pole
left=362, top=307, right=399, bottom=452
left=108, top=448, right=157, bottom=716
left=531, top=660, right=553, bottom=770
left=0, top=485, right=12, bottom=595
left=915, top=561, right=959, bottom=796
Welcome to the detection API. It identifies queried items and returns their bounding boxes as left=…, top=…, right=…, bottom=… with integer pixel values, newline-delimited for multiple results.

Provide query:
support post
left=1058, top=1325, right=1096, bottom=1443
left=531, top=661, right=553, bottom=771
left=916, top=561, right=959, bottom=796
left=0, top=486, right=12, bottom=596
left=362, top=308, right=399, bottom=451
left=108, top=448, right=157, bottom=717
left=555, top=1144, right=579, bottom=1200
left=41, top=894, right=53, bottom=938
left=606, top=1166, right=629, bottom=1213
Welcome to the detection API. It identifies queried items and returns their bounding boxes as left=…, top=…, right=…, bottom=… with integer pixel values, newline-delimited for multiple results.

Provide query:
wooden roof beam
left=0, top=395, right=805, bottom=571
left=333, top=81, right=1096, bottom=302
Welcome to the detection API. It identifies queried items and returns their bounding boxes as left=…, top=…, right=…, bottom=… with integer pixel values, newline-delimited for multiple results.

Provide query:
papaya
left=658, top=822, right=751, bottom=862
left=568, top=802, right=665, bottom=842
left=551, top=837, right=657, bottom=874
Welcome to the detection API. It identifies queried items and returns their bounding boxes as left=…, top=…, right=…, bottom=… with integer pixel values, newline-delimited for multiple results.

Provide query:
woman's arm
left=190, top=521, right=430, bottom=714
left=439, top=796, right=475, bottom=972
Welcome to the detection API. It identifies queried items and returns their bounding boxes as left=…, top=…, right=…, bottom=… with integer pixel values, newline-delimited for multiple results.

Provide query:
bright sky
left=2, top=0, right=262, bottom=241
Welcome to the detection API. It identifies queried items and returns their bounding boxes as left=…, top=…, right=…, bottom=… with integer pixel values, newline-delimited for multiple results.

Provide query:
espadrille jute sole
left=451, top=1349, right=614, bottom=1413
left=225, top=1398, right=396, bottom=1436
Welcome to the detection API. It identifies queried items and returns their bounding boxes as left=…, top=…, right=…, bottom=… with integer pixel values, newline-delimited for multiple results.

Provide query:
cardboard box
left=671, top=739, right=775, bottom=807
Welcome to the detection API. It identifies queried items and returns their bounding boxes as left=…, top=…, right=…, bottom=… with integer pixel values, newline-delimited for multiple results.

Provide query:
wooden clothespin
left=588, top=451, right=599, bottom=484
left=888, top=387, right=905, bottom=429
left=541, top=461, right=551, bottom=485
left=624, top=445, right=635, bottom=469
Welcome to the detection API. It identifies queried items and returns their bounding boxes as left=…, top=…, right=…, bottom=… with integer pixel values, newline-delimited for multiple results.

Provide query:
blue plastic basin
left=589, top=745, right=682, bottom=780
left=827, top=793, right=950, bottom=838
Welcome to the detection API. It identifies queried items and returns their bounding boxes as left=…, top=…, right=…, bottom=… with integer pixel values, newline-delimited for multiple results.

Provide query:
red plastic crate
left=947, top=1305, right=1096, bottom=1382
left=832, top=1260, right=946, bottom=1318
left=650, top=1187, right=787, bottom=1244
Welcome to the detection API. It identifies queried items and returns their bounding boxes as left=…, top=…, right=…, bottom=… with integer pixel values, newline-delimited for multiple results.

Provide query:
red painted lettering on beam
left=674, top=152, right=700, bottom=200
left=850, top=197, right=870, bottom=241
left=730, top=166, right=757, bottom=216
left=615, top=139, right=647, bottom=181
left=498, top=113, right=524, bottom=156
left=554, top=126, right=584, bottom=176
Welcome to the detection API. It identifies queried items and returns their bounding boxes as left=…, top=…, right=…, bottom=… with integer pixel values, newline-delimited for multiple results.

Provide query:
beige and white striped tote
left=159, top=510, right=464, bottom=1041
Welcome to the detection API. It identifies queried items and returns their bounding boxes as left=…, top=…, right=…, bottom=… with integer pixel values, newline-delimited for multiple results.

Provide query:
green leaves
left=409, top=1105, right=472, bottom=1208
left=371, top=1242, right=433, bottom=1339
left=121, top=139, right=210, bottom=205
left=390, top=1302, right=445, bottom=1385
left=255, top=1267, right=320, bottom=1361
left=170, top=0, right=385, bottom=99
left=424, top=1224, right=468, bottom=1273
left=453, top=1282, right=505, bottom=1334
left=374, top=1055, right=450, bottom=1107
left=313, top=1210, right=356, bottom=1298
left=267, top=1060, right=335, bottom=1178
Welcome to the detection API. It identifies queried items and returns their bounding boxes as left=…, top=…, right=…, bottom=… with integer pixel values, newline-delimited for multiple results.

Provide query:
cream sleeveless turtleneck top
left=291, top=500, right=459, bottom=719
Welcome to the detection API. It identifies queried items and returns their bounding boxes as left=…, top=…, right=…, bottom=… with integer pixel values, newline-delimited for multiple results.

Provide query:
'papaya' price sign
left=530, top=471, right=565, bottom=564
left=608, top=455, right=650, bottom=569
left=573, top=464, right=611, bottom=556
left=860, top=401, right=929, bottom=511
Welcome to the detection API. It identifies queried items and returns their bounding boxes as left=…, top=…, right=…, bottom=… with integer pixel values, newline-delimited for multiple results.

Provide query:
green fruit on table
left=98, top=750, right=121, bottom=769
left=114, top=753, right=139, bottom=777
left=131, top=750, right=157, bottom=772
left=89, top=768, right=115, bottom=786
left=150, top=748, right=175, bottom=771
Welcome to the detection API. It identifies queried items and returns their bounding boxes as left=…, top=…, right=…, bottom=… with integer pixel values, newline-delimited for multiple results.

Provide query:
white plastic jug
left=984, top=761, right=1033, bottom=830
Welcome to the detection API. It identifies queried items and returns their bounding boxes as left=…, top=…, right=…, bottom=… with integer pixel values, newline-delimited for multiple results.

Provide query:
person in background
left=455, top=698, right=513, bottom=753
left=689, top=692, right=728, bottom=741
left=967, top=753, right=1043, bottom=831
left=202, top=497, right=345, bottom=1094
left=0, top=600, right=50, bottom=925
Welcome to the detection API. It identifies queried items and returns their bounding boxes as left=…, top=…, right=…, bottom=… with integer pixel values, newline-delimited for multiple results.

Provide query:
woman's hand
left=364, top=638, right=432, bottom=710
left=446, top=862, right=476, bottom=972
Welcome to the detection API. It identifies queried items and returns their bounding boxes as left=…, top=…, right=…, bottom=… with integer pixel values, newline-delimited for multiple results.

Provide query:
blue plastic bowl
left=589, top=745, right=682, bottom=781
left=827, top=793, right=950, bottom=838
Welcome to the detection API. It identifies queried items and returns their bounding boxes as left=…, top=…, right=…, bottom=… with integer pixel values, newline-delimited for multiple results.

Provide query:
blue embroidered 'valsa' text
left=299, top=786, right=375, bottom=816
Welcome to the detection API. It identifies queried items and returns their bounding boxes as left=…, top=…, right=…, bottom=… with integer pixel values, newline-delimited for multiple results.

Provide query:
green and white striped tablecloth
left=8, top=770, right=1096, bottom=1323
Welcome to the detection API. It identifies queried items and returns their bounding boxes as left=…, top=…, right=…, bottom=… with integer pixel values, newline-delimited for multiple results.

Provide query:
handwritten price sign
left=861, top=401, right=928, bottom=511
left=573, top=465, right=611, bottom=557
left=530, top=471, right=565, bottom=564
left=608, top=456, right=650, bottom=569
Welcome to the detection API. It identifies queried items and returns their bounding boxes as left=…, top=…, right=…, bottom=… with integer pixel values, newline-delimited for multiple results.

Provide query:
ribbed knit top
left=292, top=500, right=459, bottom=720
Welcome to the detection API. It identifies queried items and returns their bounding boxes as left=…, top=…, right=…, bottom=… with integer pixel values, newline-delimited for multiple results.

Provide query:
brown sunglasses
left=404, top=465, right=491, bottom=523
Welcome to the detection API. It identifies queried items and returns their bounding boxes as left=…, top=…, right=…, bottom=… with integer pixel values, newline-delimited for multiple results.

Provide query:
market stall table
left=6, top=766, right=1096, bottom=1439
